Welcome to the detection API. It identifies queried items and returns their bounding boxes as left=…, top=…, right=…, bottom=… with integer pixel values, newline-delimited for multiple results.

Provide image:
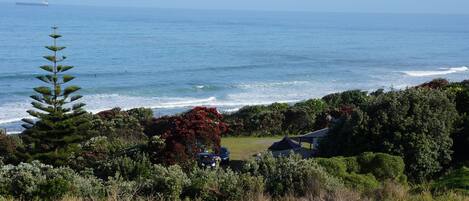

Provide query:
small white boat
left=16, top=0, right=48, bottom=6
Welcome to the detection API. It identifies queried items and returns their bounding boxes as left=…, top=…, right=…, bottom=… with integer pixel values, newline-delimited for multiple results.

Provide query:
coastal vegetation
left=0, top=30, right=469, bottom=200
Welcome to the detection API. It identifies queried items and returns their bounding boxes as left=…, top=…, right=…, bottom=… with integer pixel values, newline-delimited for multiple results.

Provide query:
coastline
left=2, top=76, right=468, bottom=134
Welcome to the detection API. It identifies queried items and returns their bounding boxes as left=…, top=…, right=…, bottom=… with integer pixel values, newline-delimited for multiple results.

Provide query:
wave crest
left=402, top=66, right=468, bottom=77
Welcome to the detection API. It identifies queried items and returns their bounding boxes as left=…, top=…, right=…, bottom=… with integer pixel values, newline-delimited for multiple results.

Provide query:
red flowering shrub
left=148, top=107, right=228, bottom=166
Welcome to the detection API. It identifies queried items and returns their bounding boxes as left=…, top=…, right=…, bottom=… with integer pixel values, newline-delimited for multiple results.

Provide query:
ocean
left=1, top=3, right=469, bottom=133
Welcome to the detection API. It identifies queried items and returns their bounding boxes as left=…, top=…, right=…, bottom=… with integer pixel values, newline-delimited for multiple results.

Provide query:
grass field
left=221, top=136, right=282, bottom=161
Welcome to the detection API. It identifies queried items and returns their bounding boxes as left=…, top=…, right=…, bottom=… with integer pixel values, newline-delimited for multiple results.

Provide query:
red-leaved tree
left=147, top=107, right=228, bottom=166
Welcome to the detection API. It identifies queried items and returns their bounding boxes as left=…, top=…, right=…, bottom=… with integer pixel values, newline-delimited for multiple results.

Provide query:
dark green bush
left=315, top=153, right=406, bottom=191
left=0, top=133, right=23, bottom=165
left=315, top=157, right=348, bottom=176
left=357, top=152, right=406, bottom=182
left=320, top=88, right=458, bottom=182
left=225, top=104, right=286, bottom=136
left=433, top=166, right=469, bottom=194
left=98, top=154, right=153, bottom=181
left=226, top=100, right=327, bottom=136
left=243, top=153, right=342, bottom=197
left=0, top=161, right=105, bottom=200
left=186, top=168, right=264, bottom=201
left=127, top=107, right=154, bottom=123
left=139, top=165, right=189, bottom=200
left=322, top=90, right=369, bottom=108
left=342, top=173, right=380, bottom=192
left=93, top=108, right=148, bottom=143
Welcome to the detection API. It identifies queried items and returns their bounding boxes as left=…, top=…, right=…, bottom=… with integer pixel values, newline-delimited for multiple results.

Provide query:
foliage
left=433, top=166, right=469, bottom=194
left=225, top=103, right=287, bottom=136
left=0, top=134, right=23, bottom=165
left=186, top=167, right=264, bottom=201
left=139, top=164, right=189, bottom=200
left=320, top=88, right=458, bottom=182
left=322, top=90, right=369, bottom=108
left=315, top=152, right=406, bottom=191
left=20, top=27, right=89, bottom=165
left=243, top=153, right=342, bottom=197
left=445, top=81, right=469, bottom=165
left=452, top=115, right=469, bottom=164
left=94, top=108, right=148, bottom=142
left=127, top=107, right=154, bottom=124
left=356, top=152, right=406, bottom=182
left=97, top=154, right=153, bottom=181
left=0, top=161, right=105, bottom=200
left=226, top=100, right=327, bottom=136
left=147, top=107, right=228, bottom=166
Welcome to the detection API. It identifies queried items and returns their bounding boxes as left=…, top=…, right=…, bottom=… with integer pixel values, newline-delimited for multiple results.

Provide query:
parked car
left=196, top=147, right=230, bottom=168
left=196, top=152, right=219, bottom=168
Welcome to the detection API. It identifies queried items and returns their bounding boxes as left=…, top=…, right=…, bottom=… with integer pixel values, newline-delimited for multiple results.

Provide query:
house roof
left=290, top=128, right=330, bottom=143
left=268, top=136, right=301, bottom=151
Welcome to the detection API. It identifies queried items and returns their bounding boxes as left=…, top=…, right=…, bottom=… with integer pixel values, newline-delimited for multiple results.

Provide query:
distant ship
left=16, top=0, right=48, bottom=6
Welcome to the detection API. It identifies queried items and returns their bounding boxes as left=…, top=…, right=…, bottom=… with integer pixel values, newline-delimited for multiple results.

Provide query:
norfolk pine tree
left=22, top=27, right=88, bottom=163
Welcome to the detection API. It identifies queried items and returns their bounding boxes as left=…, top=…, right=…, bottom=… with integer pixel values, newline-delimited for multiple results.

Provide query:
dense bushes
left=315, top=152, right=406, bottom=191
left=93, top=107, right=149, bottom=142
left=226, top=100, right=327, bottom=136
left=433, top=166, right=469, bottom=194
left=0, top=161, right=105, bottom=200
left=243, top=153, right=343, bottom=197
left=0, top=134, right=23, bottom=165
left=146, top=107, right=228, bottom=166
left=445, top=82, right=469, bottom=165
left=322, top=90, right=369, bottom=108
left=186, top=168, right=264, bottom=201
left=320, top=88, right=458, bottom=182
left=0, top=160, right=264, bottom=201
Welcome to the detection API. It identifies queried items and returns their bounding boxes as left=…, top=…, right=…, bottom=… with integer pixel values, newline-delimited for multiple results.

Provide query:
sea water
left=1, top=3, right=469, bottom=133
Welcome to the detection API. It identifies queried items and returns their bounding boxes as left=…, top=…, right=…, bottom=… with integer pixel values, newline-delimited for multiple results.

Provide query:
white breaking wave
left=0, top=101, right=31, bottom=124
left=0, top=93, right=300, bottom=126
left=402, top=66, right=468, bottom=77
left=237, top=81, right=310, bottom=89
left=0, top=95, right=218, bottom=125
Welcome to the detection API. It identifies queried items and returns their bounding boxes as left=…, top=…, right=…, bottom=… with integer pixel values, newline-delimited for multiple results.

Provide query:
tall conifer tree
left=22, top=27, right=87, bottom=159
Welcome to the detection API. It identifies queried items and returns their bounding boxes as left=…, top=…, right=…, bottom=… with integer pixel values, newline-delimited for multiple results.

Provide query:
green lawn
left=221, top=136, right=282, bottom=161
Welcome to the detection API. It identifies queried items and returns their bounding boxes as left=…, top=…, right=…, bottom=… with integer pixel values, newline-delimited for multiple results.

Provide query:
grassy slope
left=221, top=136, right=282, bottom=161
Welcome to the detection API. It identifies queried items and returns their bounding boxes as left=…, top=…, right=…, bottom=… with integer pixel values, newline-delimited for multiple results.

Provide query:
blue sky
left=3, top=0, right=469, bottom=14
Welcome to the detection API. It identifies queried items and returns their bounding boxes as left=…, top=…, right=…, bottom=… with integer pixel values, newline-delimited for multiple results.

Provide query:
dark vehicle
left=196, top=152, right=219, bottom=168
left=219, top=147, right=230, bottom=165
left=196, top=147, right=230, bottom=168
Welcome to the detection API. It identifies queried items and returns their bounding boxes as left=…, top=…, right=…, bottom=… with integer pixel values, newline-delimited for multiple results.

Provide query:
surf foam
left=402, top=66, right=468, bottom=77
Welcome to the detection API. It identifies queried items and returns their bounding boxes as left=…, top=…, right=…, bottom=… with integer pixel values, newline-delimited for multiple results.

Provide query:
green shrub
left=243, top=153, right=342, bottom=197
left=0, top=133, right=22, bottom=165
left=0, top=161, right=105, bottom=200
left=320, top=88, right=457, bottom=182
left=433, top=166, right=469, bottom=194
left=140, top=165, right=189, bottom=200
left=98, top=154, right=153, bottom=181
left=127, top=107, right=154, bottom=123
left=93, top=108, right=148, bottom=143
left=322, top=90, right=369, bottom=108
left=315, top=153, right=406, bottom=191
left=342, top=173, right=380, bottom=192
left=186, top=168, right=264, bottom=201
left=315, top=157, right=348, bottom=176
left=105, top=174, right=139, bottom=200
left=357, top=152, right=406, bottom=182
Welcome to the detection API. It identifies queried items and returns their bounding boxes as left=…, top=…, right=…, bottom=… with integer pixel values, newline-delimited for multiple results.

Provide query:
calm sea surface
left=1, top=3, right=469, bottom=132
